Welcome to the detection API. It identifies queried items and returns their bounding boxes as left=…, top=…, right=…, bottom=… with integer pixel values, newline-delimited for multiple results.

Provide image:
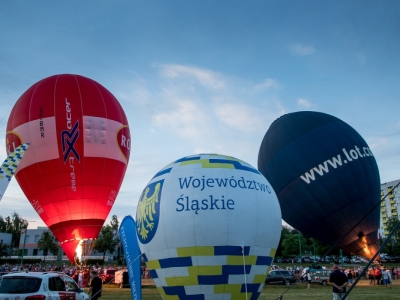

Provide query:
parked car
left=339, top=257, right=350, bottom=264
left=306, top=264, right=323, bottom=270
left=265, top=270, right=296, bottom=286
left=359, top=257, right=369, bottom=263
left=311, top=256, right=320, bottom=260
left=0, top=271, right=89, bottom=300
left=276, top=257, right=291, bottom=263
left=322, top=256, right=331, bottom=263
left=100, top=269, right=117, bottom=284
left=393, top=256, right=400, bottom=263
left=0, top=271, right=8, bottom=285
left=350, top=258, right=361, bottom=264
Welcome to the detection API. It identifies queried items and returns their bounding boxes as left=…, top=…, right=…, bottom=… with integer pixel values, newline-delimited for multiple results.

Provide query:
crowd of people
left=281, top=262, right=400, bottom=287
left=366, top=265, right=395, bottom=287
left=0, top=262, right=156, bottom=286
left=0, top=262, right=126, bottom=287
left=286, top=264, right=400, bottom=284
left=297, top=263, right=395, bottom=300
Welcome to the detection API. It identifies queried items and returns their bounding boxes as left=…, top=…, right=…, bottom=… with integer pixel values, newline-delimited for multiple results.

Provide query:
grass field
left=97, top=279, right=400, bottom=300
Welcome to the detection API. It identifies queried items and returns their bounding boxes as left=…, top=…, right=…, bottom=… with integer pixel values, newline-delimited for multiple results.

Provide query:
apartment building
left=18, top=226, right=119, bottom=261
left=380, top=179, right=400, bottom=237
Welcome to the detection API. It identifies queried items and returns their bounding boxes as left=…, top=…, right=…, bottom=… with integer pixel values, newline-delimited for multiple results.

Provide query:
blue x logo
left=61, top=121, right=80, bottom=162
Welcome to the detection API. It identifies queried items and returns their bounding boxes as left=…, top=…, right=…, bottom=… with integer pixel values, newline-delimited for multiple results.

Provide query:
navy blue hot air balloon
left=258, top=111, right=381, bottom=258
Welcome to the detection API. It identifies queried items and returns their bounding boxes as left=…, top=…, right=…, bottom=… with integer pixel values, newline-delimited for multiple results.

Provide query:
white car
left=0, top=271, right=89, bottom=300
left=350, top=258, right=361, bottom=264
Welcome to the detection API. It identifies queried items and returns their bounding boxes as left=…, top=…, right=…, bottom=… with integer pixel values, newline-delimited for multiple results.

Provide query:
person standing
left=347, top=269, right=354, bottom=285
left=78, top=271, right=83, bottom=288
left=374, top=267, right=382, bottom=285
left=368, top=268, right=375, bottom=284
left=329, top=264, right=349, bottom=300
left=88, top=271, right=103, bottom=300
left=306, top=271, right=312, bottom=290
left=382, top=268, right=390, bottom=287
left=387, top=268, right=392, bottom=289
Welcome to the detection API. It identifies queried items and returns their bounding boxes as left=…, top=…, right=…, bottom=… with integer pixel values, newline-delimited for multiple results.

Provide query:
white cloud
left=297, top=98, right=312, bottom=108
left=143, top=64, right=287, bottom=168
left=150, top=64, right=285, bottom=145
left=157, top=64, right=225, bottom=90
left=254, top=78, right=280, bottom=91
left=289, top=44, right=315, bottom=56
left=214, top=103, right=265, bottom=133
left=152, top=98, right=210, bottom=140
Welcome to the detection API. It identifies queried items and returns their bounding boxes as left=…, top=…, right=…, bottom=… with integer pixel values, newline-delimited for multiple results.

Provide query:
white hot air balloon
left=136, top=154, right=282, bottom=300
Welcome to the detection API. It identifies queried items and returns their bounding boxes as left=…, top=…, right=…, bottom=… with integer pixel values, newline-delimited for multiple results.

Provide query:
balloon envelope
left=136, top=154, right=281, bottom=299
left=258, top=111, right=380, bottom=258
left=7, top=74, right=130, bottom=262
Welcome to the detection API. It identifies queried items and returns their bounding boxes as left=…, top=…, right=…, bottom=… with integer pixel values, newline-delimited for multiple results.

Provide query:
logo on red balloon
left=116, top=125, right=130, bottom=163
left=61, top=120, right=80, bottom=163
left=6, top=131, right=22, bottom=155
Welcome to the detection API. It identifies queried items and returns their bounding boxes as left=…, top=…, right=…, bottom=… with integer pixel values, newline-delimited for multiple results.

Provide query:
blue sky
left=1, top=1, right=399, bottom=228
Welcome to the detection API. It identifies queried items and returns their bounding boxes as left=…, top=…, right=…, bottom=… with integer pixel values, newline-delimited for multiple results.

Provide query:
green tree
left=276, top=225, right=347, bottom=262
left=0, top=217, right=6, bottom=232
left=37, top=230, right=59, bottom=262
left=382, top=216, right=400, bottom=256
left=281, top=230, right=307, bottom=257
left=0, top=213, right=28, bottom=252
left=94, top=225, right=119, bottom=261
left=110, top=215, right=119, bottom=232
left=275, top=226, right=292, bottom=257
left=313, top=239, right=332, bottom=257
left=0, top=241, right=9, bottom=256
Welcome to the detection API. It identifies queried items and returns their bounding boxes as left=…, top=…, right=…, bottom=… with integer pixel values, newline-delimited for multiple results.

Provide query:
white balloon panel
left=136, top=154, right=282, bottom=300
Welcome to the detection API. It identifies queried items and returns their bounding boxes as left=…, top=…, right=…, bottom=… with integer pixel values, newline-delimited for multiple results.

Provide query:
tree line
left=0, top=212, right=121, bottom=261
left=277, top=221, right=400, bottom=260
left=3, top=213, right=400, bottom=262
left=0, top=212, right=28, bottom=255
left=381, top=216, right=400, bottom=256
left=275, top=225, right=340, bottom=259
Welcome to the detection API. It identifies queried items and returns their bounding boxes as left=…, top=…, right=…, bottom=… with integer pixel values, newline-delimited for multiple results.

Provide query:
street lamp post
left=298, top=232, right=302, bottom=263
left=57, top=243, right=62, bottom=267
left=20, top=228, right=27, bottom=265
left=20, top=221, right=35, bottom=266
left=313, top=239, right=316, bottom=263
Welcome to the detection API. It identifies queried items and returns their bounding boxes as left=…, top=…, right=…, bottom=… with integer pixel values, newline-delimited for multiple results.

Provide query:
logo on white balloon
left=136, top=180, right=163, bottom=244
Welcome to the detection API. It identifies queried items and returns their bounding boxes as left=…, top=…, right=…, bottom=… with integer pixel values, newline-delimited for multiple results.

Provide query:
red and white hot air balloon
left=6, top=74, right=130, bottom=262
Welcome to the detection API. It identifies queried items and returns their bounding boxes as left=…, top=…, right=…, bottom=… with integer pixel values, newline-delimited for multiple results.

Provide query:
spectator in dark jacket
left=329, top=264, right=349, bottom=300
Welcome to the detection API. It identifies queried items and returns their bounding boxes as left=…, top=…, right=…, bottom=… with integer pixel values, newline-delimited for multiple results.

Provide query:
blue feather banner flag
left=119, top=215, right=142, bottom=300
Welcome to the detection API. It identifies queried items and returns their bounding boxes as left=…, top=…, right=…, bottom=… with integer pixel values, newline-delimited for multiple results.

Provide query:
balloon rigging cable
left=0, top=109, right=11, bottom=124
left=241, top=246, right=248, bottom=300
left=273, top=268, right=292, bottom=300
